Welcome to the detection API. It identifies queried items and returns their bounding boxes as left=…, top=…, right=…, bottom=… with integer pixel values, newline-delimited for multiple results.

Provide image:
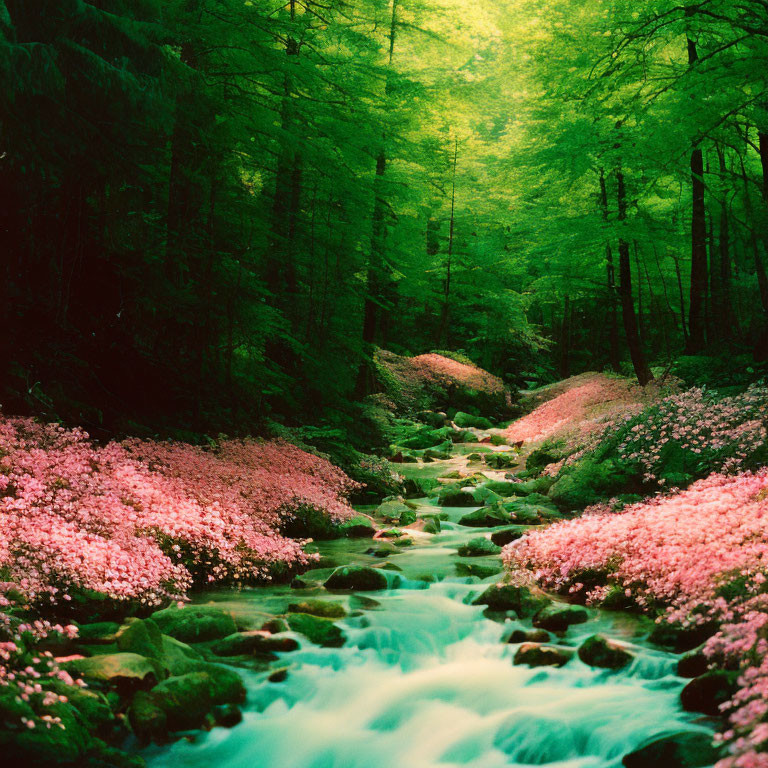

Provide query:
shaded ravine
left=142, top=448, right=716, bottom=768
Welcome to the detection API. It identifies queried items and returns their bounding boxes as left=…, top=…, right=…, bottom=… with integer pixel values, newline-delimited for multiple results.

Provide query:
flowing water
left=144, top=453, right=715, bottom=768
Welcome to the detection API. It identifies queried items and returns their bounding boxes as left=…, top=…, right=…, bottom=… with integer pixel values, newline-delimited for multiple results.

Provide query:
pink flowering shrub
left=503, top=471, right=768, bottom=768
left=610, top=386, right=768, bottom=487
left=0, top=415, right=357, bottom=611
left=375, top=349, right=512, bottom=417
left=505, top=373, right=648, bottom=444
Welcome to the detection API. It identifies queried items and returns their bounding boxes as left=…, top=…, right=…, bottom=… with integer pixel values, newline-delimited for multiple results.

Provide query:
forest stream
left=141, top=443, right=715, bottom=768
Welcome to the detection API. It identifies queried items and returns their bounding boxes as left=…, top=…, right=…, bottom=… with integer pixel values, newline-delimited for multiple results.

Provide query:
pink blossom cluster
left=408, top=354, right=508, bottom=399
left=503, top=471, right=768, bottom=767
left=505, top=373, right=647, bottom=444
left=612, top=386, right=768, bottom=485
left=0, top=415, right=357, bottom=609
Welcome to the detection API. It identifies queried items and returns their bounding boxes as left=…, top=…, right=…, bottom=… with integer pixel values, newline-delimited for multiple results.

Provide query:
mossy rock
left=76, top=622, right=120, bottom=645
left=423, top=516, right=442, bottom=534
left=339, top=516, right=377, bottom=538
left=287, top=599, right=347, bottom=619
left=483, top=481, right=529, bottom=497
left=458, top=507, right=511, bottom=528
left=513, top=643, right=573, bottom=668
left=484, top=453, right=518, bottom=470
left=160, top=635, right=204, bottom=676
left=147, top=665, right=245, bottom=732
left=472, top=486, right=504, bottom=506
left=457, top=538, right=502, bottom=557
left=64, top=653, right=166, bottom=689
left=128, top=690, right=168, bottom=744
left=324, top=566, right=389, bottom=591
left=680, top=670, right=739, bottom=716
left=211, top=631, right=299, bottom=657
left=578, top=635, right=632, bottom=669
left=377, top=500, right=413, bottom=523
left=437, top=488, right=477, bottom=507
left=116, top=618, right=164, bottom=661
left=622, top=730, right=724, bottom=768
left=287, top=613, right=345, bottom=647
left=150, top=606, right=237, bottom=643
left=472, top=584, right=549, bottom=617
left=455, top=562, right=501, bottom=579
left=506, top=629, right=551, bottom=644
left=454, top=412, right=493, bottom=430
left=533, top=604, right=588, bottom=632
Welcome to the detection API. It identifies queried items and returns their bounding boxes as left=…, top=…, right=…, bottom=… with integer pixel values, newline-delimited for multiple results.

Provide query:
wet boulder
left=116, top=618, right=164, bottom=660
left=506, top=628, right=551, bottom=644
left=533, top=604, right=588, bottom=632
left=491, top=526, right=527, bottom=546
left=484, top=453, right=518, bottom=470
left=577, top=634, right=633, bottom=669
left=458, top=506, right=511, bottom=528
left=513, top=643, right=573, bottom=668
left=457, top=537, right=502, bottom=557
left=472, top=584, right=549, bottom=617
left=128, top=690, right=168, bottom=743
left=622, top=730, right=723, bottom=768
left=438, top=487, right=478, bottom=507
left=212, top=703, right=243, bottom=728
left=161, top=634, right=204, bottom=676
left=324, top=565, right=389, bottom=591
left=63, top=652, right=166, bottom=691
left=287, top=613, right=345, bottom=647
left=74, top=621, right=120, bottom=646
left=648, top=622, right=717, bottom=653
left=455, top=562, right=500, bottom=579
left=150, top=605, right=237, bottom=643
left=287, top=599, right=347, bottom=619
left=339, top=515, right=377, bottom=538
left=377, top=500, right=416, bottom=525
left=680, top=670, right=738, bottom=716
left=211, top=631, right=299, bottom=657
left=454, top=412, right=493, bottom=430
left=677, top=647, right=709, bottom=679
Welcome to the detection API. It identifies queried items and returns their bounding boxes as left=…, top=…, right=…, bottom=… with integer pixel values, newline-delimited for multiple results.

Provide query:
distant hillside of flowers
left=504, top=372, right=654, bottom=444
left=504, top=470, right=768, bottom=768
left=0, top=415, right=357, bottom=611
left=374, top=349, right=513, bottom=417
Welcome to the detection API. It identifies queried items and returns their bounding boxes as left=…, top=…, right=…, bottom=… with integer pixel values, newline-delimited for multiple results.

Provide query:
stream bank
left=133, top=436, right=719, bottom=768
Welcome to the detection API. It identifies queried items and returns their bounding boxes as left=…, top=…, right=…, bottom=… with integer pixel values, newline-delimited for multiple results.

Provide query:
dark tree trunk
left=686, top=36, right=707, bottom=352
left=617, top=171, right=654, bottom=385
left=437, top=138, right=458, bottom=347
left=599, top=169, right=621, bottom=371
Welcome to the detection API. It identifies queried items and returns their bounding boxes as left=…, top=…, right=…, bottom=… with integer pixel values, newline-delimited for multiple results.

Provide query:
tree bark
left=599, top=169, right=621, bottom=372
left=617, top=171, right=654, bottom=385
left=686, top=35, right=707, bottom=352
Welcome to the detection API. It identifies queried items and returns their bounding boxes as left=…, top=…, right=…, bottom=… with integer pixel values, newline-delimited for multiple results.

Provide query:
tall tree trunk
left=355, top=0, right=398, bottom=396
left=686, top=34, right=707, bottom=352
left=558, top=294, right=572, bottom=379
left=437, top=138, right=458, bottom=347
left=617, top=171, right=654, bottom=385
left=599, top=169, right=621, bottom=371
left=712, top=143, right=735, bottom=340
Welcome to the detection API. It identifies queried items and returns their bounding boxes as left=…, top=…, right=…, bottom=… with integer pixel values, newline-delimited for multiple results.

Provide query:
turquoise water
left=144, top=473, right=714, bottom=767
